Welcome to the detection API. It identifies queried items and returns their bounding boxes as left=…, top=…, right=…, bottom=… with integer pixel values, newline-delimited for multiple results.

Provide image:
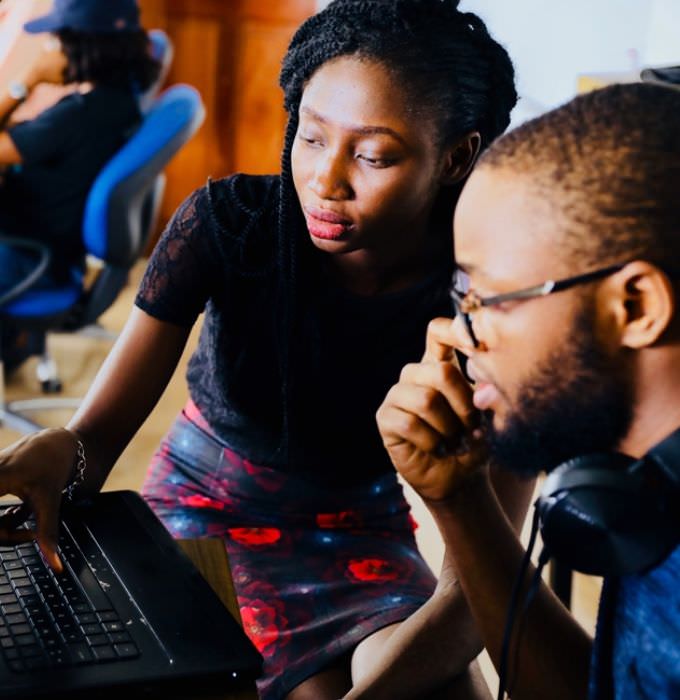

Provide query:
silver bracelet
left=62, top=438, right=86, bottom=501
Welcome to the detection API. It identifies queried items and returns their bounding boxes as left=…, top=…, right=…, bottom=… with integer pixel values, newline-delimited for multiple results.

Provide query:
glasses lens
left=453, top=268, right=471, bottom=293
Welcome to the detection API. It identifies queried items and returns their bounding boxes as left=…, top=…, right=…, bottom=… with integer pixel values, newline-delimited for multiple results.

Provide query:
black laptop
left=0, top=490, right=262, bottom=698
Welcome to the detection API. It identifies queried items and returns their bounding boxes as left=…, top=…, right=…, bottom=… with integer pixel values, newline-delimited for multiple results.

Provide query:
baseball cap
left=24, top=0, right=141, bottom=34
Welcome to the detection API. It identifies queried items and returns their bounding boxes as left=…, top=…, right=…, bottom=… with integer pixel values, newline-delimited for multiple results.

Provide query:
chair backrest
left=77, top=84, right=205, bottom=324
left=139, top=29, right=175, bottom=113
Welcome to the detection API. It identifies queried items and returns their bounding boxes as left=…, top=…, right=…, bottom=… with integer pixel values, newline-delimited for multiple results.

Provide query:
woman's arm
left=0, top=307, right=191, bottom=570
left=0, top=35, right=67, bottom=160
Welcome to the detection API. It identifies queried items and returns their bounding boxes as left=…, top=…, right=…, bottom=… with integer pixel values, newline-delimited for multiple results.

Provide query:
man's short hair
left=477, top=83, right=680, bottom=267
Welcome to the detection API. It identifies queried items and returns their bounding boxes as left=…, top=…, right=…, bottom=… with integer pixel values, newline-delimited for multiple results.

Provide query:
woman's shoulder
left=203, top=173, right=280, bottom=228
left=168, top=174, right=281, bottom=274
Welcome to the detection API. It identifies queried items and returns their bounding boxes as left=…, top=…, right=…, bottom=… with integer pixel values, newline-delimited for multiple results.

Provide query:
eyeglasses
left=450, top=263, right=627, bottom=347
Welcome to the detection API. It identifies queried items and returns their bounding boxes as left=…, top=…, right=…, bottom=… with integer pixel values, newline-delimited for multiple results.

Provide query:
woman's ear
left=440, top=131, right=482, bottom=185
left=612, top=262, right=676, bottom=349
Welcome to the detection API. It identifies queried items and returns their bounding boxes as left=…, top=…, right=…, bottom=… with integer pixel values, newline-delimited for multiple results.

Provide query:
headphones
left=536, top=426, right=680, bottom=577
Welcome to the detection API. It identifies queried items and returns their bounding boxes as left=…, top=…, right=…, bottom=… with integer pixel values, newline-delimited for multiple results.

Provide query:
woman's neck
left=325, top=233, right=448, bottom=297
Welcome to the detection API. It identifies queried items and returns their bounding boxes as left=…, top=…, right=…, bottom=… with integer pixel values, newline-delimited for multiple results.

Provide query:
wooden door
left=138, top=0, right=316, bottom=240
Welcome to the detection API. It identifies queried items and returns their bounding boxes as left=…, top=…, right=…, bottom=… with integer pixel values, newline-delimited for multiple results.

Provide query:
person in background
left=377, top=82, right=680, bottom=700
left=0, top=1, right=533, bottom=698
left=0, top=0, right=160, bottom=370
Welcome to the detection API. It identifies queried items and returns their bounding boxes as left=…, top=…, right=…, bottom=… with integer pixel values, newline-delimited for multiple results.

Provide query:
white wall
left=461, top=0, right=664, bottom=124
left=317, top=0, right=680, bottom=125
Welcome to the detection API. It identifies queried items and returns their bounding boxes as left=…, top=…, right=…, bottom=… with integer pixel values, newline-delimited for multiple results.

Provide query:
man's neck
left=618, top=353, right=680, bottom=458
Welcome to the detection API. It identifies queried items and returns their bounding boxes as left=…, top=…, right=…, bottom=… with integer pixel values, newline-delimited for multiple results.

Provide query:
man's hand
left=376, top=317, right=488, bottom=502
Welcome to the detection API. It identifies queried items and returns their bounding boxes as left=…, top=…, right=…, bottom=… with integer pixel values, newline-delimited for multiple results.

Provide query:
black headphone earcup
left=537, top=453, right=680, bottom=577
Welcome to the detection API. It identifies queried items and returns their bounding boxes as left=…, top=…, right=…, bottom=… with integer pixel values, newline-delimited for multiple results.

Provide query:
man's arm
left=343, top=468, right=533, bottom=700
left=375, top=317, right=592, bottom=700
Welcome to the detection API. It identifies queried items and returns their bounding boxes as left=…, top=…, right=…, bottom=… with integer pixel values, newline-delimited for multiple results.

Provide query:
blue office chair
left=0, top=84, right=205, bottom=434
left=139, top=29, right=175, bottom=113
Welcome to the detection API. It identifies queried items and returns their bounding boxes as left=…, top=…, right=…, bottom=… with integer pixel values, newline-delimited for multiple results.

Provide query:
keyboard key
left=0, top=594, right=16, bottom=605
left=108, top=631, right=131, bottom=644
left=2, top=603, right=22, bottom=615
left=15, top=634, right=36, bottom=646
left=70, top=602, right=92, bottom=615
left=113, top=642, right=139, bottom=659
left=1, top=637, right=15, bottom=648
left=75, top=612, right=97, bottom=625
left=19, top=644, right=42, bottom=658
left=103, top=621, right=125, bottom=633
left=67, top=642, right=93, bottom=664
left=0, top=585, right=13, bottom=595
left=80, top=623, right=103, bottom=636
left=7, top=659, right=25, bottom=672
left=6, top=613, right=27, bottom=625
left=9, top=624, right=31, bottom=636
left=86, top=634, right=108, bottom=646
left=97, top=610, right=119, bottom=622
left=92, top=645, right=117, bottom=661
left=3, top=647, right=19, bottom=659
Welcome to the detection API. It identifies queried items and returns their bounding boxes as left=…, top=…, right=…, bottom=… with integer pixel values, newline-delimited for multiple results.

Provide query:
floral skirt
left=141, top=401, right=437, bottom=700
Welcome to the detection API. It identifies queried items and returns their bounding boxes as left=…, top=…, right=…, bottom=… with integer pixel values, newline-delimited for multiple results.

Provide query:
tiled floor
left=1, top=260, right=602, bottom=695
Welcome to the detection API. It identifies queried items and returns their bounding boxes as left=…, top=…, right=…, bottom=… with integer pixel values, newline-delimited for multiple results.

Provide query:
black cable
left=507, top=546, right=552, bottom=697
left=497, top=503, right=541, bottom=700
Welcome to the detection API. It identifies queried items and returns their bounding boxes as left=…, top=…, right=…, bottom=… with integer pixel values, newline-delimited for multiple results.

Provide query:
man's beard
left=481, top=303, right=635, bottom=477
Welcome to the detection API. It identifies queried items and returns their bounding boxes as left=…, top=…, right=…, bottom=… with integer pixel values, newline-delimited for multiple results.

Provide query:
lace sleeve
left=135, top=187, right=219, bottom=327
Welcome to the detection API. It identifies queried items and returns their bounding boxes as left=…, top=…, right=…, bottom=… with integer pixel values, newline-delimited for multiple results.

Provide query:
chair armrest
left=0, top=235, right=51, bottom=308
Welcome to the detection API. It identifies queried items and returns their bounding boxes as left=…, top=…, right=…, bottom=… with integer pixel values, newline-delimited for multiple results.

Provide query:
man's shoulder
left=609, top=544, right=680, bottom=698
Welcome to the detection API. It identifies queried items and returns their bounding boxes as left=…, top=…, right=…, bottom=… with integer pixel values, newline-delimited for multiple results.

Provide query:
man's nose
left=310, top=150, right=352, bottom=200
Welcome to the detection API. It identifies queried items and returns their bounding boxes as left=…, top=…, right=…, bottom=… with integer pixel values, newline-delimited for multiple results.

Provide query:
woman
left=0, top=0, right=159, bottom=369
left=0, top=1, right=532, bottom=698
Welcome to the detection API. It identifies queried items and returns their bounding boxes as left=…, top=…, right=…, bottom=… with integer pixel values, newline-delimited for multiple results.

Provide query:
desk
left=176, top=539, right=259, bottom=700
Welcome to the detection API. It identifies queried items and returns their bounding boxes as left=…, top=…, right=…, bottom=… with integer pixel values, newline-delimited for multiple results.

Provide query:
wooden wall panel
left=138, top=0, right=315, bottom=240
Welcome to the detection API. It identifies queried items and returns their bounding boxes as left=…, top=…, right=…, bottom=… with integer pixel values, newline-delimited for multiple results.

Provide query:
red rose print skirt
left=141, top=401, right=437, bottom=700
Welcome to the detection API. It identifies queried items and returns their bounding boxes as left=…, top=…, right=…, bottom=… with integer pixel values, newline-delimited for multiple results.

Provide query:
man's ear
left=611, top=262, right=676, bottom=349
left=440, top=131, right=482, bottom=185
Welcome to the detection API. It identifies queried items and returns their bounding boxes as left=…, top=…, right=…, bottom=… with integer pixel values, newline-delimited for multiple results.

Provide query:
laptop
left=0, top=490, right=262, bottom=698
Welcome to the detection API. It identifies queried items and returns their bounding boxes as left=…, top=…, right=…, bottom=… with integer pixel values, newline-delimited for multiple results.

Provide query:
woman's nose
left=310, top=151, right=351, bottom=200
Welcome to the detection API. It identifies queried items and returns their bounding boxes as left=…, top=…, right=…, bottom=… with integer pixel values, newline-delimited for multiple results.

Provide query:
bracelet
left=62, top=438, right=86, bottom=501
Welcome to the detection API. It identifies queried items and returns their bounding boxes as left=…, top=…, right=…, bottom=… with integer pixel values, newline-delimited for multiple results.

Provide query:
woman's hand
left=0, top=428, right=81, bottom=571
left=376, top=317, right=488, bottom=503
left=23, top=36, right=68, bottom=88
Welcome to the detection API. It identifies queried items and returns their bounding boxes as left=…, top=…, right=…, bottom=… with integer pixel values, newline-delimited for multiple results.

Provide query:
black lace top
left=136, top=174, right=454, bottom=487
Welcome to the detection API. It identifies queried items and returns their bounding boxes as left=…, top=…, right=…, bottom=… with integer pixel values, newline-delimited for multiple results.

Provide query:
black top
left=2, top=85, right=140, bottom=278
left=136, top=174, right=454, bottom=487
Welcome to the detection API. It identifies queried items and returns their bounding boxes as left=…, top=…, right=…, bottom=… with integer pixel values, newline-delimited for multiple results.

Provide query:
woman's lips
left=304, top=207, right=355, bottom=240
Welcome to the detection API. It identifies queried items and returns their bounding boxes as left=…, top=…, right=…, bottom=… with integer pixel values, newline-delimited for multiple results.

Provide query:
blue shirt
left=590, top=544, right=680, bottom=698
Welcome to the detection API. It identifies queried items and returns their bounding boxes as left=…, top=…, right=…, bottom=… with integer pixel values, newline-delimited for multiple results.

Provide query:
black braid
left=275, top=0, right=517, bottom=465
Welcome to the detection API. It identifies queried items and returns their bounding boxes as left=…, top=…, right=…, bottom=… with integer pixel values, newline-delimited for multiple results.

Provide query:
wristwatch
left=7, top=80, right=28, bottom=102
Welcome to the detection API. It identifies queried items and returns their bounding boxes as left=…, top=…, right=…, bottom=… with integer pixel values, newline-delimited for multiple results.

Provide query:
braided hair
left=274, top=0, right=517, bottom=462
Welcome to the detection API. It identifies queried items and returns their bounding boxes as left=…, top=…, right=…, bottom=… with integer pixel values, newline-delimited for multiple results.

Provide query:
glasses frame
left=450, top=263, right=627, bottom=347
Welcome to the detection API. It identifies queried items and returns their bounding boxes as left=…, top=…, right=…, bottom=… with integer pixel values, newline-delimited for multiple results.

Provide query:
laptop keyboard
left=0, top=530, right=140, bottom=673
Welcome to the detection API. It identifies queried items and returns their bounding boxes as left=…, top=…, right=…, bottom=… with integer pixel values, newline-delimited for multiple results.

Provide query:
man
left=377, top=82, right=680, bottom=699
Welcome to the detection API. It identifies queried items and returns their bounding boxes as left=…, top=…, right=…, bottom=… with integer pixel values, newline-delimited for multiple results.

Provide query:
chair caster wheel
left=41, top=379, right=62, bottom=394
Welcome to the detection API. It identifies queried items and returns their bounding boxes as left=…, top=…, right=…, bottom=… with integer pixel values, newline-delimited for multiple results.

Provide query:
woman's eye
left=298, top=133, right=322, bottom=146
left=356, top=153, right=393, bottom=167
